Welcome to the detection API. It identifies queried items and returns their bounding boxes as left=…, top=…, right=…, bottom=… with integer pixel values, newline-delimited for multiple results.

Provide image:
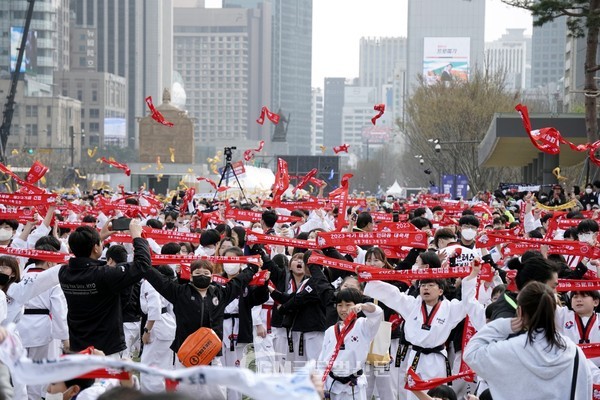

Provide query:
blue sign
left=441, top=174, right=469, bottom=199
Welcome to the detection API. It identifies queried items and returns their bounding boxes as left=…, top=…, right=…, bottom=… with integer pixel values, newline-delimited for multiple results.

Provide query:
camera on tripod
left=224, top=146, right=236, bottom=162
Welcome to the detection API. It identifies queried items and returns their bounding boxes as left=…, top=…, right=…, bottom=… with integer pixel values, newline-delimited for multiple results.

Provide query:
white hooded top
left=464, top=318, right=592, bottom=400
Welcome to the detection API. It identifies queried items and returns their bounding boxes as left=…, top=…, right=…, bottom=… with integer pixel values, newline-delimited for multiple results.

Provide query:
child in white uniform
left=556, top=290, right=600, bottom=366
left=318, top=288, right=383, bottom=400
left=364, top=264, right=479, bottom=400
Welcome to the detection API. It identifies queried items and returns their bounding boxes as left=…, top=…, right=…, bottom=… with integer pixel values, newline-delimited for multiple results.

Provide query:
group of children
left=0, top=187, right=599, bottom=400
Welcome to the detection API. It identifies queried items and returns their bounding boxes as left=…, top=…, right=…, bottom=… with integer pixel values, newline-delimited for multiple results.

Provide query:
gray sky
left=204, top=0, right=533, bottom=88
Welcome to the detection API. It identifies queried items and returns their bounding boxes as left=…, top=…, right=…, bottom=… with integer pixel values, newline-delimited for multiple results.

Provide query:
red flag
left=293, top=168, right=318, bottom=193
left=99, top=157, right=131, bottom=176
left=243, top=140, right=265, bottom=161
left=197, top=177, right=218, bottom=190
left=371, top=104, right=385, bottom=125
left=25, top=161, right=49, bottom=184
left=271, top=158, right=290, bottom=204
left=180, top=188, right=195, bottom=214
left=145, top=96, right=174, bottom=127
left=256, top=106, right=280, bottom=125
left=333, top=144, right=350, bottom=154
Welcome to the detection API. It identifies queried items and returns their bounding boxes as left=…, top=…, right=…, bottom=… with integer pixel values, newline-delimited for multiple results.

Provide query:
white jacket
left=464, top=318, right=592, bottom=400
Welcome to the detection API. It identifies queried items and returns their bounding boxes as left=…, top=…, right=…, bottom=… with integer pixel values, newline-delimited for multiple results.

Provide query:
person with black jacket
left=106, top=244, right=143, bottom=359
left=59, top=219, right=152, bottom=356
left=141, top=256, right=260, bottom=399
left=269, top=250, right=332, bottom=369
left=489, top=253, right=559, bottom=320
left=219, top=246, right=269, bottom=400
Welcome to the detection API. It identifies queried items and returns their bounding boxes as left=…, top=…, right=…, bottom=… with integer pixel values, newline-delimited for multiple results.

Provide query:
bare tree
left=403, top=69, right=521, bottom=194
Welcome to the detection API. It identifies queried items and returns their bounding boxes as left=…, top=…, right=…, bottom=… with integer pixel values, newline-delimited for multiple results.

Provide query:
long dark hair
left=517, top=281, right=566, bottom=351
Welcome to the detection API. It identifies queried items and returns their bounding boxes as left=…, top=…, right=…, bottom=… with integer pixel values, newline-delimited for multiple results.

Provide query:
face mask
left=192, top=275, right=211, bottom=289
left=411, top=264, right=420, bottom=272
left=579, top=233, right=594, bottom=244
left=203, top=247, right=215, bottom=256
left=252, top=227, right=264, bottom=234
left=44, top=393, right=64, bottom=400
left=165, top=222, right=176, bottom=229
left=224, top=263, right=242, bottom=276
left=0, top=273, right=11, bottom=286
left=0, top=229, right=12, bottom=242
left=461, top=228, right=477, bottom=241
left=586, top=188, right=593, bottom=194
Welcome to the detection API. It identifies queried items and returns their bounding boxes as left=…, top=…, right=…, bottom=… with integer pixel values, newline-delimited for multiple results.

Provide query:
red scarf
left=0, top=247, right=70, bottom=263
left=245, top=230, right=320, bottom=250
left=322, top=312, right=358, bottom=383
left=371, top=104, right=385, bottom=125
left=99, top=157, right=131, bottom=176
left=315, top=230, right=428, bottom=249
left=25, top=161, right=49, bottom=184
left=243, top=140, right=265, bottom=161
left=256, top=107, right=280, bottom=125
left=145, top=96, right=174, bottom=127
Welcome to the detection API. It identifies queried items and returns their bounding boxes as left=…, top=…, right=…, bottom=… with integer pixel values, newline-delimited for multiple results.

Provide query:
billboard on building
left=423, top=37, right=470, bottom=85
left=10, top=26, right=37, bottom=74
left=104, top=118, right=127, bottom=146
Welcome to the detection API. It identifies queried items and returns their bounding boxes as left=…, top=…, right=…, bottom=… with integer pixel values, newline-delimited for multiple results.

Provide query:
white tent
left=386, top=180, right=405, bottom=198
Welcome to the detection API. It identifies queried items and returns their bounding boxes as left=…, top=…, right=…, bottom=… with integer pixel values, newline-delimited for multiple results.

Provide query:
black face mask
left=165, top=222, right=176, bottom=229
left=192, top=275, right=211, bottom=289
left=0, top=273, right=11, bottom=286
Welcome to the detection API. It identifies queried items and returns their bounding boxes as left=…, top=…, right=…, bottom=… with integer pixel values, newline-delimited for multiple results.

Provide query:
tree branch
left=587, top=65, right=600, bottom=73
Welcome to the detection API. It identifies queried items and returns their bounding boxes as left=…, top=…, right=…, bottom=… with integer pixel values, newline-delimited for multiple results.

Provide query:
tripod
left=213, top=149, right=248, bottom=202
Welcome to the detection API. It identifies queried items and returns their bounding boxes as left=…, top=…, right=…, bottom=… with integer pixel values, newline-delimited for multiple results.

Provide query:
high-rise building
left=531, top=17, right=567, bottom=89
left=71, top=0, right=173, bottom=150
left=55, top=70, right=127, bottom=148
left=323, top=77, right=345, bottom=149
left=359, top=37, right=407, bottom=95
left=311, top=88, right=323, bottom=155
left=342, top=86, right=378, bottom=159
left=406, top=0, right=485, bottom=91
left=485, top=29, right=529, bottom=91
left=0, top=80, right=82, bottom=164
left=564, top=36, right=587, bottom=112
left=173, top=3, right=272, bottom=161
left=0, top=0, right=71, bottom=87
left=224, top=0, right=313, bottom=155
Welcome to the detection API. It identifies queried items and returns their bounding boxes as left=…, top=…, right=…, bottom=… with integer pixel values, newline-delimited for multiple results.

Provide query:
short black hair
left=155, top=264, right=175, bottom=278
left=124, top=197, right=139, bottom=206
left=161, top=242, right=182, bottom=255
left=200, top=229, right=221, bottom=247
left=215, top=223, right=232, bottom=238
left=232, top=226, right=246, bottom=247
left=419, top=250, right=441, bottom=269
left=64, top=377, right=95, bottom=393
left=458, top=215, right=479, bottom=228
left=68, top=226, right=101, bottom=257
left=165, top=211, right=179, bottom=220
left=0, top=219, right=18, bottom=231
left=413, top=207, right=427, bottom=218
left=411, top=216, right=432, bottom=230
left=82, top=215, right=97, bottom=223
left=146, top=219, right=164, bottom=229
left=31, top=244, right=57, bottom=266
left=106, top=244, right=128, bottom=264
left=427, top=385, right=457, bottom=400
left=335, top=288, right=363, bottom=305
left=577, top=219, right=599, bottom=234
left=261, top=210, right=278, bottom=228
left=35, top=235, right=61, bottom=251
left=356, top=212, right=373, bottom=229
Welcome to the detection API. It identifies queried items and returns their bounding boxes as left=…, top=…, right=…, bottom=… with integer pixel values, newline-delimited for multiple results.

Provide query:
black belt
left=409, top=342, right=452, bottom=383
left=161, top=307, right=168, bottom=314
left=411, top=344, right=445, bottom=355
left=328, top=369, right=363, bottom=386
left=23, top=309, right=50, bottom=315
left=224, top=313, right=239, bottom=319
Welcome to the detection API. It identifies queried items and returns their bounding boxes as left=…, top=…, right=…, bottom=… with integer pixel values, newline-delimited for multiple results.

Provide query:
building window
left=89, top=109, right=99, bottom=119
left=89, top=122, right=99, bottom=132
left=92, top=91, right=98, bottom=102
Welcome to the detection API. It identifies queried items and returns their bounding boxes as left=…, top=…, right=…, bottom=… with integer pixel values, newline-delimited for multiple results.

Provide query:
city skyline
left=208, top=0, right=533, bottom=88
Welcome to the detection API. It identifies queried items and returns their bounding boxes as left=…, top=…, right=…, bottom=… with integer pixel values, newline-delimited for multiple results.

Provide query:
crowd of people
left=1, top=175, right=600, bottom=400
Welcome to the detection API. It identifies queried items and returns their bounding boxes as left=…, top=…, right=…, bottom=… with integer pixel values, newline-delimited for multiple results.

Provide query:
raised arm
left=363, top=280, right=418, bottom=319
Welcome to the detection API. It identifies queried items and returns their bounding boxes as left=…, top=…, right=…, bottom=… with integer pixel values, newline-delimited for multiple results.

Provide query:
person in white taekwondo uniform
left=318, top=288, right=383, bottom=400
left=16, top=245, right=69, bottom=400
left=363, top=263, right=479, bottom=400
left=139, top=265, right=176, bottom=393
